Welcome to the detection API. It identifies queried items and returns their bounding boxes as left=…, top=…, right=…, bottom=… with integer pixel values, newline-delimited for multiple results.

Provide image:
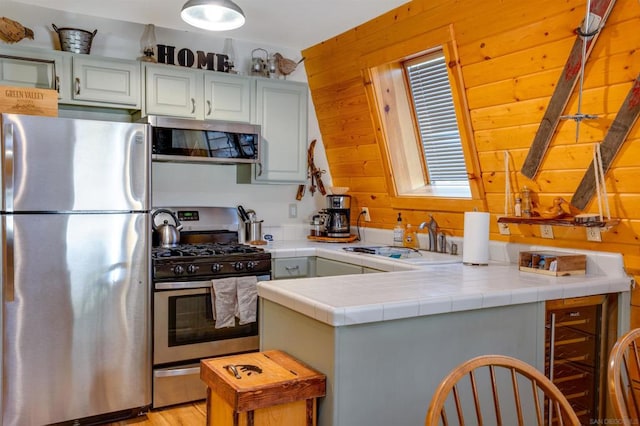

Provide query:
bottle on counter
left=393, top=213, right=404, bottom=247
left=514, top=196, right=522, bottom=217
left=403, top=223, right=418, bottom=248
left=521, top=186, right=532, bottom=218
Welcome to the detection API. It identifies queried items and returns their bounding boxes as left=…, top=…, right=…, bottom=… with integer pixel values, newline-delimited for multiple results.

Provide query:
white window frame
left=405, top=51, right=470, bottom=196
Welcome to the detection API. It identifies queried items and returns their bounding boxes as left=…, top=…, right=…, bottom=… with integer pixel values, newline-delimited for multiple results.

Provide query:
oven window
left=167, top=292, right=258, bottom=347
left=153, top=128, right=258, bottom=159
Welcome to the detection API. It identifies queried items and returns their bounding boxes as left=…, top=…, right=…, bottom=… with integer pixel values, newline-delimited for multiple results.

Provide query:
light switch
left=288, top=203, right=297, bottom=218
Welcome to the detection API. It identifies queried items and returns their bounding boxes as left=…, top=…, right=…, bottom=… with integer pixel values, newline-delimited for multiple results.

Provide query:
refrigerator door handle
left=3, top=121, right=14, bottom=212
left=3, top=215, right=14, bottom=301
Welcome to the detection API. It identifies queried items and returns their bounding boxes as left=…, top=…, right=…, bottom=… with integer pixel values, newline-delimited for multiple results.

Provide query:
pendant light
left=181, top=0, right=246, bottom=31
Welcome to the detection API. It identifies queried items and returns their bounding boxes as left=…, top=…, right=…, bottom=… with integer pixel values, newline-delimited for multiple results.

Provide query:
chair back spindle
left=426, top=355, right=580, bottom=426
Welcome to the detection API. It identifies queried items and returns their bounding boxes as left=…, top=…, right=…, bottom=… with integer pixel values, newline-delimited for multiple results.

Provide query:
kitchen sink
left=342, top=246, right=461, bottom=264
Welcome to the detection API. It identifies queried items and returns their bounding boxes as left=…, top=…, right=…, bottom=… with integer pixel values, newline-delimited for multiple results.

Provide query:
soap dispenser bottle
left=393, top=213, right=404, bottom=247
left=403, top=223, right=418, bottom=249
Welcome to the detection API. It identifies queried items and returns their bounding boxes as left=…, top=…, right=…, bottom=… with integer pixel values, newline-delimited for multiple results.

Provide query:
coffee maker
left=325, top=195, right=351, bottom=238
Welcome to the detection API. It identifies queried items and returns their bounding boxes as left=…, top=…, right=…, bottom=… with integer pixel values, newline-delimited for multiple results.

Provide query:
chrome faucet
left=418, top=215, right=438, bottom=252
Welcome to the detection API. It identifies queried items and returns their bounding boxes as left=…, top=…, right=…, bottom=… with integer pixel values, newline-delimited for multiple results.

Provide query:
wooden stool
left=201, top=350, right=326, bottom=426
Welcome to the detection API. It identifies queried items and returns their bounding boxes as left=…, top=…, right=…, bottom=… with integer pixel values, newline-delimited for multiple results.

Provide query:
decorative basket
left=52, top=24, right=97, bottom=54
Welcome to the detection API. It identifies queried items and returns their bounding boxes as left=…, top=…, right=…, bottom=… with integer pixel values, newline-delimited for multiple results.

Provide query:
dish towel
left=211, top=278, right=237, bottom=328
left=236, top=276, right=258, bottom=325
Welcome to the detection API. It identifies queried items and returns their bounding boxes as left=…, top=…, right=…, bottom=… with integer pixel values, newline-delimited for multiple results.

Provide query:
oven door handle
left=155, top=275, right=270, bottom=291
left=155, top=281, right=213, bottom=290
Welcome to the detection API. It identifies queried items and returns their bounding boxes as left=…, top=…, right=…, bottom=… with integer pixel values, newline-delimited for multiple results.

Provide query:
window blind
left=406, top=52, right=468, bottom=184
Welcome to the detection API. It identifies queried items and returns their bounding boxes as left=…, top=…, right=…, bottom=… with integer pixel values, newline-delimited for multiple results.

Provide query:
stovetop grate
left=152, top=243, right=266, bottom=259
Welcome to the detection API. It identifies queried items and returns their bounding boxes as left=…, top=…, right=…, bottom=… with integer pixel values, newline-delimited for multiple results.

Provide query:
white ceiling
left=10, top=0, right=408, bottom=51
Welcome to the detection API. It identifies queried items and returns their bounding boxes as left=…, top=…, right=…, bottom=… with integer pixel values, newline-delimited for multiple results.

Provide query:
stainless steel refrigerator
left=0, top=113, right=151, bottom=425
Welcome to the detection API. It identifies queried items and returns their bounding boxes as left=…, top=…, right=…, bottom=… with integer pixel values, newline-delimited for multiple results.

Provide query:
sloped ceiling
left=9, top=0, right=408, bottom=50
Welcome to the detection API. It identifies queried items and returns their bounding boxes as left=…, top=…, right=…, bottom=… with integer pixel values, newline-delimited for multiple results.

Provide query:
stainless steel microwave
left=142, top=115, right=261, bottom=164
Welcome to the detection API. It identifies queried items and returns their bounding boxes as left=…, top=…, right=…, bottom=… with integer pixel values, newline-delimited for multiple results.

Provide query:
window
left=405, top=52, right=468, bottom=189
left=362, top=26, right=484, bottom=211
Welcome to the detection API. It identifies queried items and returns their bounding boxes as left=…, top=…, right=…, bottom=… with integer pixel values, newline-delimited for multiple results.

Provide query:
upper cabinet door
left=71, top=56, right=141, bottom=108
left=253, top=79, right=308, bottom=183
left=0, top=46, right=66, bottom=99
left=204, top=72, right=251, bottom=122
left=144, top=63, right=202, bottom=119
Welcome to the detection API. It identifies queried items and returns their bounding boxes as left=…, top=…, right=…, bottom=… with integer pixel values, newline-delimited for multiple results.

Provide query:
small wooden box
left=518, top=251, right=586, bottom=276
left=201, top=350, right=326, bottom=426
left=0, top=85, right=58, bottom=117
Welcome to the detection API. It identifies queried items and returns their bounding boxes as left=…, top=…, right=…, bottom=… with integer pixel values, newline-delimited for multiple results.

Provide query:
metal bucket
left=52, top=24, right=97, bottom=54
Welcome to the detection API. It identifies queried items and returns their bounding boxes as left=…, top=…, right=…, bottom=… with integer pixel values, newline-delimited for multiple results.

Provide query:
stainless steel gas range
left=151, top=207, right=271, bottom=408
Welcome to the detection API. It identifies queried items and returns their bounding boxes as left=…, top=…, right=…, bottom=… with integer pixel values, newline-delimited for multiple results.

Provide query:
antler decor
left=294, top=139, right=327, bottom=200
left=307, top=139, right=326, bottom=196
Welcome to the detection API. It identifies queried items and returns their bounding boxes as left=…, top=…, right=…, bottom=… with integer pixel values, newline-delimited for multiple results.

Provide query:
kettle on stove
left=152, top=208, right=183, bottom=247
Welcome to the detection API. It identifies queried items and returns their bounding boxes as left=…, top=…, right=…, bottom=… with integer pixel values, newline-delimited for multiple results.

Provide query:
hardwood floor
left=106, top=401, right=207, bottom=426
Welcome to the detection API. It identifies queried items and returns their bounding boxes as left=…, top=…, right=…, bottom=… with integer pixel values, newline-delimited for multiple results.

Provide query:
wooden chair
left=425, top=354, right=580, bottom=426
left=608, top=328, right=640, bottom=425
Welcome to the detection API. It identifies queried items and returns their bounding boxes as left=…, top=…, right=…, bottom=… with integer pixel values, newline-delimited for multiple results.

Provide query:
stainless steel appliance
left=142, top=115, right=261, bottom=164
left=0, top=113, right=151, bottom=425
left=151, top=206, right=271, bottom=408
left=325, top=194, right=351, bottom=238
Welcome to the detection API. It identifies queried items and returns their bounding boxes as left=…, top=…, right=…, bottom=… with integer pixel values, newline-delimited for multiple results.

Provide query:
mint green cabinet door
left=204, top=72, right=251, bottom=122
left=144, top=63, right=202, bottom=119
left=71, top=56, right=140, bottom=107
left=253, top=79, right=308, bottom=183
left=0, top=46, right=65, bottom=99
left=316, top=258, right=363, bottom=277
left=272, top=257, right=310, bottom=279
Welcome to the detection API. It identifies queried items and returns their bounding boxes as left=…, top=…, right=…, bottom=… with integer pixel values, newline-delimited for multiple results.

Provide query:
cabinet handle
left=285, top=265, right=300, bottom=271
left=206, top=100, right=212, bottom=116
left=257, top=162, right=263, bottom=176
left=191, top=98, right=196, bottom=114
left=55, top=75, right=60, bottom=93
left=75, top=77, right=81, bottom=95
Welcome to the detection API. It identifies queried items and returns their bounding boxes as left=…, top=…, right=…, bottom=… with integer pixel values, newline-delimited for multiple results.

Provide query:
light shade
left=181, top=0, right=246, bottom=31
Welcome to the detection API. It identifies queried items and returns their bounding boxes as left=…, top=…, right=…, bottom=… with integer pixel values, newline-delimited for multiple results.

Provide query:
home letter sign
left=157, top=44, right=228, bottom=72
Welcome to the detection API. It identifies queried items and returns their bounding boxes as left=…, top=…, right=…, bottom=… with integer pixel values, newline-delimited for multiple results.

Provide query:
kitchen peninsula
left=257, top=243, right=631, bottom=426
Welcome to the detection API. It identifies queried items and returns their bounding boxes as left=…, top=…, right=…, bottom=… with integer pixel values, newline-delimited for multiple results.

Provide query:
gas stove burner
left=152, top=242, right=271, bottom=281
left=152, top=243, right=265, bottom=259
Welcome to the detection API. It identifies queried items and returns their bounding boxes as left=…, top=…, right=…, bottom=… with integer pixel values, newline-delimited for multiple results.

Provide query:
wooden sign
left=0, top=85, right=57, bottom=117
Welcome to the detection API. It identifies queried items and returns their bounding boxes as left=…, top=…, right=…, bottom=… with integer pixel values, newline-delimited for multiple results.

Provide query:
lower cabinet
left=316, top=258, right=366, bottom=277
left=272, top=257, right=313, bottom=279
left=545, top=294, right=617, bottom=425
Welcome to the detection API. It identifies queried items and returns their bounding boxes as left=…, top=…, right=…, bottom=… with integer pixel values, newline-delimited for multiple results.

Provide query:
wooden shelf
left=497, top=216, right=619, bottom=230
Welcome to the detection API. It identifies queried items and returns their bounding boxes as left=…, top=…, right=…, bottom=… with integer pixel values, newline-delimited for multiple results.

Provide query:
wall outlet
left=540, top=224, right=554, bottom=239
left=361, top=207, right=371, bottom=222
left=498, top=222, right=510, bottom=235
left=497, top=217, right=510, bottom=235
left=586, top=226, right=602, bottom=242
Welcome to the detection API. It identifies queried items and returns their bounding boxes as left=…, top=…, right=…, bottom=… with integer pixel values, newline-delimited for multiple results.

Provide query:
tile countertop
left=257, top=239, right=633, bottom=327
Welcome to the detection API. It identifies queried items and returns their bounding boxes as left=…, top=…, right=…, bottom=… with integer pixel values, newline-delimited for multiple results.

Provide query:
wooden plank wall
left=303, top=0, right=640, bottom=318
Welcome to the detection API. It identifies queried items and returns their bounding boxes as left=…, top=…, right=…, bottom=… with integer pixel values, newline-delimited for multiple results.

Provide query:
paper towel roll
left=463, top=211, right=490, bottom=265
